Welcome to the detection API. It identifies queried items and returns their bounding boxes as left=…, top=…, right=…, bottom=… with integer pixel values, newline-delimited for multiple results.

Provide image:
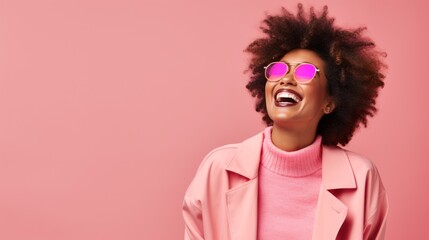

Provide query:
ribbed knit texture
left=257, top=127, right=322, bottom=240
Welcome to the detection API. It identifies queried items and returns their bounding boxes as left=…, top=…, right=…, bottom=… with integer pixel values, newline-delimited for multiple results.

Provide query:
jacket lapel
left=225, top=133, right=262, bottom=240
left=226, top=178, right=259, bottom=240
left=313, top=146, right=357, bottom=240
left=312, top=187, right=348, bottom=239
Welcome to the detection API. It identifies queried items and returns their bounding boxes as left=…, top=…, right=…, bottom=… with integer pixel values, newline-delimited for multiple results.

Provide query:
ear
left=323, top=99, right=336, bottom=114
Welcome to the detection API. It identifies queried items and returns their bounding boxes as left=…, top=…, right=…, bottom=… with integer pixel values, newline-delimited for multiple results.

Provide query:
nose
left=279, top=72, right=297, bottom=86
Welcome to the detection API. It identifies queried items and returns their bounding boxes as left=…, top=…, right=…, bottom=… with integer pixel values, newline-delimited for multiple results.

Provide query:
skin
left=265, top=49, right=335, bottom=151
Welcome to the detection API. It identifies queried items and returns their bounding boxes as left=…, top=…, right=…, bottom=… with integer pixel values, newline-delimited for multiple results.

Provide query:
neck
left=271, top=124, right=318, bottom=151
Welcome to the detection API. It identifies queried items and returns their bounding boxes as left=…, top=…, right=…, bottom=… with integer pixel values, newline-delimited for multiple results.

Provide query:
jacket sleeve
left=363, top=164, right=389, bottom=240
left=183, top=158, right=207, bottom=240
left=183, top=193, right=204, bottom=240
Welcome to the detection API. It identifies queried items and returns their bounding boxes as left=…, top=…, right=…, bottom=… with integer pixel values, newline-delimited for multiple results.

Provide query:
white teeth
left=276, top=92, right=301, bottom=102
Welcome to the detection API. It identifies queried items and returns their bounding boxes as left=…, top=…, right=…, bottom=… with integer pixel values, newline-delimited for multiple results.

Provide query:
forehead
left=280, top=49, right=325, bottom=68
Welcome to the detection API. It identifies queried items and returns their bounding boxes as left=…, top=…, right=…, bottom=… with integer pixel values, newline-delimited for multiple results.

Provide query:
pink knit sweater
left=257, top=127, right=322, bottom=240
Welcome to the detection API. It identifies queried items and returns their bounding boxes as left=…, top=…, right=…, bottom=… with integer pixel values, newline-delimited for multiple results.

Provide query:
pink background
left=0, top=0, right=427, bottom=239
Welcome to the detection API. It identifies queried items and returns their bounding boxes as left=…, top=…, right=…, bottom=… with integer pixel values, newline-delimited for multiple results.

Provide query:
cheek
left=265, top=82, right=274, bottom=96
left=305, top=83, right=329, bottom=103
left=310, top=88, right=326, bottom=100
left=265, top=82, right=274, bottom=103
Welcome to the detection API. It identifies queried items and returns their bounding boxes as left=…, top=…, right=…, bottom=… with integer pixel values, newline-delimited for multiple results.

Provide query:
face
left=265, top=49, right=335, bottom=130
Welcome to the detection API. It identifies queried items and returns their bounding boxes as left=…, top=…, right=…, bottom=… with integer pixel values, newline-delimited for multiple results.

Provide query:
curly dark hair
left=245, top=3, right=386, bottom=146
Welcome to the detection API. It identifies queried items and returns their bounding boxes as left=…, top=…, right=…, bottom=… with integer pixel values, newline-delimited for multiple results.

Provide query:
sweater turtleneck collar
left=261, top=126, right=322, bottom=177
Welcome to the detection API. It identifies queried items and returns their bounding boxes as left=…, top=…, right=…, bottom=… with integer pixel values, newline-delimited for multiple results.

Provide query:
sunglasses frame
left=264, top=62, right=320, bottom=84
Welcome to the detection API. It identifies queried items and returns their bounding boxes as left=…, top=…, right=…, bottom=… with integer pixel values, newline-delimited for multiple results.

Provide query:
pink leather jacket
left=183, top=132, right=388, bottom=239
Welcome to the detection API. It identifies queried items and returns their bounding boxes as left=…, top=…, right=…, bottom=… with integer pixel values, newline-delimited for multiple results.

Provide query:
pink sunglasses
left=264, top=62, right=320, bottom=83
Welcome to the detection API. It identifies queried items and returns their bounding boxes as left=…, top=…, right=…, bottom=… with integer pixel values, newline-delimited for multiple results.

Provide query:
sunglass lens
left=295, top=63, right=317, bottom=83
left=265, top=62, right=288, bottom=81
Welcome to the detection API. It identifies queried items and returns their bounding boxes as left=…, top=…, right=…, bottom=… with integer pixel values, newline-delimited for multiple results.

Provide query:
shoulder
left=344, top=148, right=377, bottom=172
left=343, top=148, right=384, bottom=182
left=195, top=143, right=240, bottom=174
left=326, top=145, right=379, bottom=173
left=323, top=145, right=386, bottom=189
left=194, top=132, right=264, bottom=177
left=184, top=143, right=240, bottom=202
left=185, top=132, right=263, bottom=199
left=331, top=146, right=386, bottom=191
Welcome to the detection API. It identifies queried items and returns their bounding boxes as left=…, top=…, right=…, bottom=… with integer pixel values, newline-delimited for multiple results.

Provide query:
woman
left=183, top=4, right=388, bottom=240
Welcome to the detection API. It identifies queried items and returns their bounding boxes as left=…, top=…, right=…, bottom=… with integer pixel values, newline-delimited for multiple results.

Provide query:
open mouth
left=274, top=89, right=302, bottom=107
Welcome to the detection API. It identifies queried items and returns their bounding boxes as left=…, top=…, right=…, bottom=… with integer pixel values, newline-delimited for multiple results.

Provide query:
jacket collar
left=321, top=145, right=356, bottom=190
left=225, top=131, right=357, bottom=189
left=225, top=132, right=263, bottom=180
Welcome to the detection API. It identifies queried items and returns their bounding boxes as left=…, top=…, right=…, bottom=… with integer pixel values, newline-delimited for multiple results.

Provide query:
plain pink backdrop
left=0, top=0, right=427, bottom=239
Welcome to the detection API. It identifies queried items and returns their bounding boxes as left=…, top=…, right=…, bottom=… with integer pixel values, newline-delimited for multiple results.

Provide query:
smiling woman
left=264, top=49, right=334, bottom=151
left=183, top=3, right=388, bottom=240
